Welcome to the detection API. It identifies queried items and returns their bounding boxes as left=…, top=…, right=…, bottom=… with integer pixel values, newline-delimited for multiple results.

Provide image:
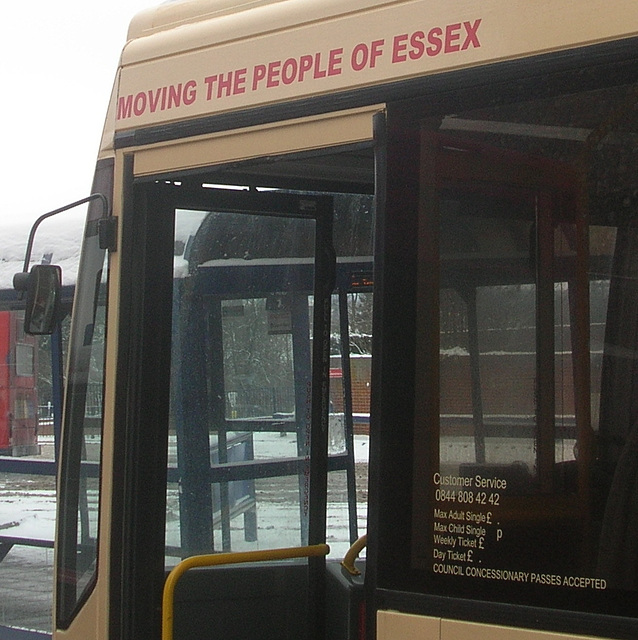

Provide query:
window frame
left=56, top=158, right=114, bottom=629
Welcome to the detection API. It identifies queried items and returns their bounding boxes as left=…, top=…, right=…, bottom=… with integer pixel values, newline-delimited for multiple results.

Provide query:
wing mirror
left=12, top=193, right=110, bottom=336
left=14, top=265, right=62, bottom=335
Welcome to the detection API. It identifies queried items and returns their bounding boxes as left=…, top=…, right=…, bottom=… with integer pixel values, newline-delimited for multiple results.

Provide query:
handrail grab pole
left=162, top=543, right=330, bottom=640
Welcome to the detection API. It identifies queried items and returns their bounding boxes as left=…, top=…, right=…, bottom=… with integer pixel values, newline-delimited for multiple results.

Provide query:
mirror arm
left=14, top=193, right=109, bottom=289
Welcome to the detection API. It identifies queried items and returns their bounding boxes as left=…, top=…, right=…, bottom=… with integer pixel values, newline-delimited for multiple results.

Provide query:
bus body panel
left=114, top=0, right=638, bottom=131
left=0, top=311, right=38, bottom=455
left=378, top=612, right=601, bottom=640
left=131, top=106, right=377, bottom=177
left=0, top=312, right=10, bottom=450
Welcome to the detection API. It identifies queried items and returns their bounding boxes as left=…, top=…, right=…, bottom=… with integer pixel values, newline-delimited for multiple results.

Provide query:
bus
left=0, top=311, right=39, bottom=457
left=15, top=0, right=638, bottom=638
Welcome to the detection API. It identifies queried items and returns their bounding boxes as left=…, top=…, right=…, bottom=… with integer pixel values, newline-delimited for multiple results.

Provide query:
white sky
left=1, top=0, right=155, bottom=231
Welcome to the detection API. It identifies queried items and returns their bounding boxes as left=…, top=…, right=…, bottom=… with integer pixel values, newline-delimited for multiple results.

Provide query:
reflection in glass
left=168, top=207, right=317, bottom=562
left=411, top=83, right=638, bottom=615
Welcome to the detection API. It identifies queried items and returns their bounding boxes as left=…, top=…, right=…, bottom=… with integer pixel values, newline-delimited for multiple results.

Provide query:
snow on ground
left=0, top=433, right=370, bottom=543
left=0, top=432, right=370, bottom=634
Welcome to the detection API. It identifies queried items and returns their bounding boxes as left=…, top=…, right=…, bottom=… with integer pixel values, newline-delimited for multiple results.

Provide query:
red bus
left=0, top=311, right=39, bottom=456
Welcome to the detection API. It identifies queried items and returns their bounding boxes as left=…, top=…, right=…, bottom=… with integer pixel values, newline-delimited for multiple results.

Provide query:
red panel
left=0, top=312, right=11, bottom=449
left=9, top=313, right=38, bottom=450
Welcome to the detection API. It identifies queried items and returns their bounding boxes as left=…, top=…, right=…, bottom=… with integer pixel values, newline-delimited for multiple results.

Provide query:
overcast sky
left=1, top=0, right=155, bottom=231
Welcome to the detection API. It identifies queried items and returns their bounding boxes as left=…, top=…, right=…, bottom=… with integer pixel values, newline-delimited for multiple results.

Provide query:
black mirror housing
left=22, top=265, right=62, bottom=335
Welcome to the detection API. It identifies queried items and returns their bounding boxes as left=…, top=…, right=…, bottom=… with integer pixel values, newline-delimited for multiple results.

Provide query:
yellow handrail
left=341, top=534, right=367, bottom=576
left=162, top=543, right=330, bottom=640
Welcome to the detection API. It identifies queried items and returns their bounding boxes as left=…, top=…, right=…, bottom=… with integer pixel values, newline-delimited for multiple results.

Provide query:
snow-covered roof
left=0, top=218, right=85, bottom=292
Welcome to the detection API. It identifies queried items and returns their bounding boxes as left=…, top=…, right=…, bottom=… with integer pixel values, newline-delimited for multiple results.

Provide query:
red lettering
left=148, top=87, right=163, bottom=113
left=252, top=49, right=342, bottom=90
left=121, top=81, right=196, bottom=118
left=267, top=60, right=281, bottom=87
left=117, top=95, right=133, bottom=120
left=351, top=43, right=368, bottom=71
left=328, top=48, right=343, bottom=77
left=313, top=52, right=327, bottom=79
left=282, top=58, right=298, bottom=85
left=217, top=72, right=233, bottom=97
left=117, top=18, right=481, bottom=120
left=163, top=82, right=196, bottom=107
left=168, top=84, right=182, bottom=109
left=392, top=34, right=408, bottom=63
left=184, top=80, right=197, bottom=105
left=409, top=31, right=425, bottom=60
left=444, top=23, right=462, bottom=53
left=204, top=75, right=218, bottom=100
left=252, top=64, right=267, bottom=90
left=370, top=39, right=384, bottom=68
left=462, top=19, right=482, bottom=50
left=234, top=68, right=247, bottom=94
left=390, top=20, right=479, bottom=63
left=426, top=27, right=443, bottom=56
left=207, top=71, right=247, bottom=98
left=299, top=55, right=313, bottom=81
left=134, top=92, right=146, bottom=116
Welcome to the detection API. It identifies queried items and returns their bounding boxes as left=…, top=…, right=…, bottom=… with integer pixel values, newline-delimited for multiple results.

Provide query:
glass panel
left=327, top=293, right=367, bottom=554
left=167, top=206, right=317, bottom=564
left=222, top=297, right=296, bottom=425
left=440, top=280, right=537, bottom=476
left=0, top=472, right=56, bottom=630
left=589, top=226, right=616, bottom=432
left=437, top=175, right=539, bottom=477
left=439, top=220, right=581, bottom=483
left=15, top=343, right=34, bottom=377
left=0, top=313, right=70, bottom=634
left=410, top=83, right=638, bottom=617
left=56, top=233, right=108, bottom=626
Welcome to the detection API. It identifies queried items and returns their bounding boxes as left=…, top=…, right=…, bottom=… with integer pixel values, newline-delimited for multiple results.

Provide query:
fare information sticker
left=429, top=472, right=607, bottom=591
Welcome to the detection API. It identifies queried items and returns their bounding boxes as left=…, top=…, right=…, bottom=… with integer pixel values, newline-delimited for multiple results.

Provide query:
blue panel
left=0, top=625, right=50, bottom=639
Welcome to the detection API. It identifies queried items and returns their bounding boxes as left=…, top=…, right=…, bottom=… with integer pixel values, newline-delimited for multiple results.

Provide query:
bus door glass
left=167, top=188, right=335, bottom=562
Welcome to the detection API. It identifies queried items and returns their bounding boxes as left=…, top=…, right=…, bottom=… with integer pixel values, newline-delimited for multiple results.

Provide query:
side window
left=56, top=165, right=112, bottom=628
left=379, top=82, right=638, bottom=621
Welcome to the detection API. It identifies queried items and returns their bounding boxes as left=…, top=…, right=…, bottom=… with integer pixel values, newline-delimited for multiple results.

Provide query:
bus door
left=54, top=137, right=375, bottom=640
left=165, top=185, right=338, bottom=640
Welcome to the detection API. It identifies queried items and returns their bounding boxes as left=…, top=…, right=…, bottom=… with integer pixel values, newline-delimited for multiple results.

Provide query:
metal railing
left=162, top=543, right=330, bottom=640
